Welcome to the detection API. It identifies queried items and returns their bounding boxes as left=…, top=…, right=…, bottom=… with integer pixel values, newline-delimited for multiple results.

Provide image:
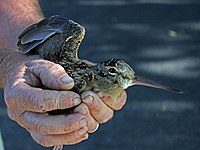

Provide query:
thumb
left=28, top=60, right=74, bottom=90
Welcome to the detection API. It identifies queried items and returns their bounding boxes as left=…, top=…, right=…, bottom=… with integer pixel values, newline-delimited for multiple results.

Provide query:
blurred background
left=0, top=0, right=200, bottom=150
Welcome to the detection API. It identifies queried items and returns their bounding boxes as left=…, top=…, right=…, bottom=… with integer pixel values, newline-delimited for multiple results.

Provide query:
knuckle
left=49, top=63, right=64, bottom=73
left=54, top=91, right=64, bottom=109
left=30, top=91, right=47, bottom=112
left=40, top=90, right=58, bottom=111
left=35, top=120, right=48, bottom=135
left=18, top=111, right=26, bottom=124
left=42, top=65, right=66, bottom=89
left=36, top=101, right=46, bottom=112
left=38, top=90, right=76, bottom=112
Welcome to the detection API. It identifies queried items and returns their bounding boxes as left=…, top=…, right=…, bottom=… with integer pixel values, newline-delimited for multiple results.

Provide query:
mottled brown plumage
left=17, top=15, right=182, bottom=101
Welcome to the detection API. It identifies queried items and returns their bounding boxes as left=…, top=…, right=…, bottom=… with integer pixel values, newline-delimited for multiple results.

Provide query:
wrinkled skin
left=1, top=49, right=127, bottom=147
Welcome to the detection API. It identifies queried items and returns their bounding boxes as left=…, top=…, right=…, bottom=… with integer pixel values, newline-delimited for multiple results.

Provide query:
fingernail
left=73, top=98, right=81, bottom=105
left=79, top=118, right=87, bottom=127
left=78, top=126, right=88, bottom=136
left=60, top=75, right=73, bottom=84
left=90, top=124, right=99, bottom=133
left=82, top=95, right=93, bottom=104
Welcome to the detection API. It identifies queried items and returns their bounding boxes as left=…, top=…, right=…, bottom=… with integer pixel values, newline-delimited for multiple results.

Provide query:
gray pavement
left=0, top=0, right=200, bottom=150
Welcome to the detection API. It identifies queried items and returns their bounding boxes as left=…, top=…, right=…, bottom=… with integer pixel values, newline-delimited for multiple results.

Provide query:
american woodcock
left=17, top=15, right=182, bottom=103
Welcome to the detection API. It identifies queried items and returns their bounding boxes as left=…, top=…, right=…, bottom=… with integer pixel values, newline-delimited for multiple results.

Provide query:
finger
left=18, top=111, right=87, bottom=135
left=6, top=83, right=81, bottom=112
left=73, top=103, right=99, bottom=133
left=98, top=90, right=127, bottom=110
left=26, top=60, right=74, bottom=90
left=81, top=91, right=114, bottom=123
left=30, top=128, right=89, bottom=147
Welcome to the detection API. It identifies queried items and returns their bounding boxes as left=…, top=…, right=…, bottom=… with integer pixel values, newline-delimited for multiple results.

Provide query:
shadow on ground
left=0, top=0, right=200, bottom=150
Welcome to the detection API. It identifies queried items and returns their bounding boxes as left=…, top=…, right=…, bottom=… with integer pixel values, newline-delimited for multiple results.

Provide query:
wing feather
left=20, top=29, right=58, bottom=44
left=18, top=40, right=43, bottom=54
left=17, top=15, right=67, bottom=53
left=17, top=15, right=86, bottom=63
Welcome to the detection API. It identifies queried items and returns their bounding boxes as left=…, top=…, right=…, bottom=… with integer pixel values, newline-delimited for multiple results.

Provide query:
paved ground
left=0, top=0, right=200, bottom=150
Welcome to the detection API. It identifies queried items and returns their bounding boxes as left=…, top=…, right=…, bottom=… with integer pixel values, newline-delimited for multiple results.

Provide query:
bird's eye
left=108, top=67, right=117, bottom=75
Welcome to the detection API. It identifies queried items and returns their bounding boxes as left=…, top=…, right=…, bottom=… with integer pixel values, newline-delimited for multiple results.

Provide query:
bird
left=17, top=15, right=182, bottom=98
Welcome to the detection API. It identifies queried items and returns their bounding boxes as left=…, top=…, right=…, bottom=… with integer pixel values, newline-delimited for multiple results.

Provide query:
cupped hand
left=2, top=50, right=127, bottom=147
left=2, top=51, right=88, bottom=147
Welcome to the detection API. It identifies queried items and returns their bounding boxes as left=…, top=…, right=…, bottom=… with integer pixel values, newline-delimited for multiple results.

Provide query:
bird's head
left=96, top=59, right=135, bottom=89
left=96, top=59, right=182, bottom=93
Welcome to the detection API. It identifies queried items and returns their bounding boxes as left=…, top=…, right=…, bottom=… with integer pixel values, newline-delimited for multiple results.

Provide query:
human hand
left=77, top=91, right=127, bottom=133
left=1, top=50, right=89, bottom=147
left=1, top=49, right=127, bottom=147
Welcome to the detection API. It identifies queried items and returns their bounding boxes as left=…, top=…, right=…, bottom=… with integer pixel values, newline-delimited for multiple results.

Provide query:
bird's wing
left=17, top=16, right=86, bottom=63
left=17, top=15, right=70, bottom=54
